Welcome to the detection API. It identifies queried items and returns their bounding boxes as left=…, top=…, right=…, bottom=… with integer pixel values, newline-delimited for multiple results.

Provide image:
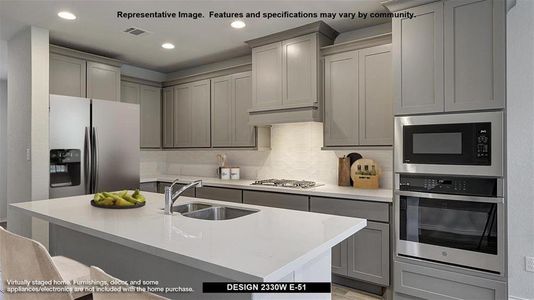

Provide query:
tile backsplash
left=141, top=122, right=393, bottom=188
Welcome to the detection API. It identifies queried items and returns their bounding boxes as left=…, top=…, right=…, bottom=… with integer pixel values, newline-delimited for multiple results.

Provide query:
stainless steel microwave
left=394, top=112, right=503, bottom=177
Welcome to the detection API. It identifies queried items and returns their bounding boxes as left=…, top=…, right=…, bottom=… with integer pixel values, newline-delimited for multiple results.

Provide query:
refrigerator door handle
left=91, top=127, right=99, bottom=193
left=84, top=127, right=91, bottom=194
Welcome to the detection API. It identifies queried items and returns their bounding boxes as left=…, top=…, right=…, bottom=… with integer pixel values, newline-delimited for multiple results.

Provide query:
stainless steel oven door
left=395, top=191, right=504, bottom=274
left=394, top=111, right=503, bottom=176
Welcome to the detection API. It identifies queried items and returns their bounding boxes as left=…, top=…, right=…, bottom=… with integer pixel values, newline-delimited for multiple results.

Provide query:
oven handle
left=394, top=190, right=504, bottom=204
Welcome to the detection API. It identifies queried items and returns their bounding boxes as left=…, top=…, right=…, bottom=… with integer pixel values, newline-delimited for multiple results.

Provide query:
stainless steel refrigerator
left=49, top=94, right=140, bottom=198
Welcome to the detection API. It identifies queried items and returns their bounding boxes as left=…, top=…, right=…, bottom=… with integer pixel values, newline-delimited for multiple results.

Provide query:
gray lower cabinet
left=50, top=53, right=86, bottom=97
left=310, top=196, right=390, bottom=286
left=87, top=61, right=121, bottom=102
left=157, top=182, right=195, bottom=197
left=394, top=261, right=506, bottom=300
left=139, top=182, right=157, bottom=193
left=332, top=239, right=348, bottom=276
left=243, top=190, right=309, bottom=211
left=347, top=221, right=389, bottom=286
left=173, top=80, right=211, bottom=148
left=162, top=87, right=174, bottom=148
left=195, top=187, right=242, bottom=203
left=211, top=72, right=255, bottom=148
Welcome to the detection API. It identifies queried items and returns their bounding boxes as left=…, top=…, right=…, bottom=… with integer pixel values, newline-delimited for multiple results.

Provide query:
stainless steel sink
left=169, top=203, right=212, bottom=214
left=182, top=206, right=259, bottom=220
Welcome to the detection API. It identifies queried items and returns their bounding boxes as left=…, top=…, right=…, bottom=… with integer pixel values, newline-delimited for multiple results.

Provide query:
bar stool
left=0, top=227, right=91, bottom=300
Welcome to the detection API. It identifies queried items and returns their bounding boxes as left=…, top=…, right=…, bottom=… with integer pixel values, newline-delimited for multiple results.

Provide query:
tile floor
left=332, top=284, right=382, bottom=300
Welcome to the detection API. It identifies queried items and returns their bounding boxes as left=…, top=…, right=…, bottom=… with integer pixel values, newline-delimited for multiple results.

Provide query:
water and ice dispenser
left=49, top=149, right=81, bottom=188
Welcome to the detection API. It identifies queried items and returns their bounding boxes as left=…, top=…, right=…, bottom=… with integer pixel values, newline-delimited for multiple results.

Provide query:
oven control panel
left=399, top=174, right=497, bottom=197
left=475, top=123, right=491, bottom=161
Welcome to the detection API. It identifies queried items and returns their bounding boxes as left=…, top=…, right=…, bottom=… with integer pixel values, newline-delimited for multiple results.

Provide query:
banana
left=115, top=197, right=134, bottom=207
left=98, top=197, right=115, bottom=206
left=122, top=194, right=140, bottom=205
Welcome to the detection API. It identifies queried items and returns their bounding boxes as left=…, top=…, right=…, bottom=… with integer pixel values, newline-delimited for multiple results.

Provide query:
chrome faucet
left=164, top=179, right=203, bottom=215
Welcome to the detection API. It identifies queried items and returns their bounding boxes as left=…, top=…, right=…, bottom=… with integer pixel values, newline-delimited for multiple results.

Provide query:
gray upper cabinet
left=87, top=61, right=121, bottom=102
left=162, top=87, right=174, bottom=148
left=358, top=44, right=393, bottom=145
left=190, top=80, right=211, bottom=148
left=393, top=2, right=444, bottom=115
left=173, top=84, right=192, bottom=147
left=391, top=0, right=505, bottom=115
left=324, top=51, right=359, bottom=147
left=212, top=72, right=255, bottom=148
left=282, top=34, right=318, bottom=106
left=443, top=0, right=505, bottom=111
left=173, top=80, right=211, bottom=148
left=252, top=42, right=283, bottom=109
left=50, top=53, right=86, bottom=97
left=121, top=81, right=140, bottom=104
left=323, top=44, right=393, bottom=147
left=139, top=85, right=161, bottom=148
left=121, top=81, right=162, bottom=149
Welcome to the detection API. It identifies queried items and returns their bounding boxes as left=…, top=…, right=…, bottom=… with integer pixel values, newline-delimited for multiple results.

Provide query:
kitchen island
left=9, top=192, right=366, bottom=300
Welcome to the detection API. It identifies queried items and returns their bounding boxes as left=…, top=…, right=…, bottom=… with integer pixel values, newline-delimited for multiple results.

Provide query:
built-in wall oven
left=395, top=174, right=504, bottom=274
left=394, top=111, right=503, bottom=177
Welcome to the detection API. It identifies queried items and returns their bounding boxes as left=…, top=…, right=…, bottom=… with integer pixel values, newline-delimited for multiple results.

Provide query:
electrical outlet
left=26, top=148, right=31, bottom=161
left=526, top=256, right=534, bottom=272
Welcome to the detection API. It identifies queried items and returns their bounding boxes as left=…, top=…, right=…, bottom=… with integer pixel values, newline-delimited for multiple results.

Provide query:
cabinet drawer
left=310, top=197, right=389, bottom=222
left=394, top=261, right=506, bottom=300
left=195, top=187, right=242, bottom=203
left=139, top=182, right=157, bottom=193
left=157, top=182, right=195, bottom=197
left=243, top=190, right=308, bottom=211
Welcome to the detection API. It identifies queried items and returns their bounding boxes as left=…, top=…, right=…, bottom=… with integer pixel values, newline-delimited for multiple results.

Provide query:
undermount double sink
left=169, top=202, right=259, bottom=220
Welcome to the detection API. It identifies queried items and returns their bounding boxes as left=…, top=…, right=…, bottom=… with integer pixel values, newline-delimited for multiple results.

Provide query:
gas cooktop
left=251, top=179, right=321, bottom=189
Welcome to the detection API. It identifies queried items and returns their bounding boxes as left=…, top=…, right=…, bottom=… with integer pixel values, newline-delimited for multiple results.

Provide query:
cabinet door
left=121, top=81, right=140, bottom=104
left=358, top=44, right=393, bottom=146
left=232, top=72, right=255, bottom=147
left=49, top=54, right=86, bottom=97
left=324, top=51, right=359, bottom=146
left=332, top=239, right=348, bottom=276
left=87, top=61, right=121, bottom=101
left=282, top=33, right=318, bottom=106
left=393, top=2, right=444, bottom=115
left=243, top=190, right=308, bottom=211
left=162, top=87, right=174, bottom=148
left=444, top=0, right=505, bottom=111
left=190, top=80, right=211, bottom=148
left=347, top=221, right=390, bottom=286
left=252, top=42, right=283, bottom=109
left=139, top=182, right=157, bottom=193
left=195, top=187, right=242, bottom=203
left=173, top=84, right=192, bottom=147
left=140, top=85, right=161, bottom=148
left=211, top=75, right=233, bottom=147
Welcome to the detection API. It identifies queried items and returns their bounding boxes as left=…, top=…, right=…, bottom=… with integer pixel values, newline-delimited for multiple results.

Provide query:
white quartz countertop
left=141, top=175, right=393, bottom=203
left=10, top=193, right=366, bottom=282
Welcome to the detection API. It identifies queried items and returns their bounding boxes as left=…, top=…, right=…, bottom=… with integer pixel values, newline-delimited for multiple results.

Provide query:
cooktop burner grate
left=251, top=179, right=319, bottom=189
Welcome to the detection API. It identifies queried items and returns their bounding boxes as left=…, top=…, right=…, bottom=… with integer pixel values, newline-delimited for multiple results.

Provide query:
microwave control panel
left=399, top=174, right=497, bottom=197
left=475, top=123, right=491, bottom=162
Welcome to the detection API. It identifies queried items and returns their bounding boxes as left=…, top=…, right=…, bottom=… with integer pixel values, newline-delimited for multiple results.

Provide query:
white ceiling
left=0, top=0, right=390, bottom=72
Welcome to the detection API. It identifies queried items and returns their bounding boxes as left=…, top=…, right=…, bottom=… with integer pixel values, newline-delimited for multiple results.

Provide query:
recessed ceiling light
left=58, top=11, right=76, bottom=20
left=231, top=20, right=246, bottom=29
left=161, top=43, right=175, bottom=49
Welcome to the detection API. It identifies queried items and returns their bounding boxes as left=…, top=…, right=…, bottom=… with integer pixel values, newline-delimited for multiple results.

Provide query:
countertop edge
left=140, top=176, right=393, bottom=203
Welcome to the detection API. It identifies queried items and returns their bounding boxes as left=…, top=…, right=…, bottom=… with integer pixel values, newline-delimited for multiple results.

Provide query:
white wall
left=6, top=26, right=49, bottom=247
left=0, top=79, right=6, bottom=222
left=141, top=122, right=393, bottom=188
left=507, top=1, right=534, bottom=299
